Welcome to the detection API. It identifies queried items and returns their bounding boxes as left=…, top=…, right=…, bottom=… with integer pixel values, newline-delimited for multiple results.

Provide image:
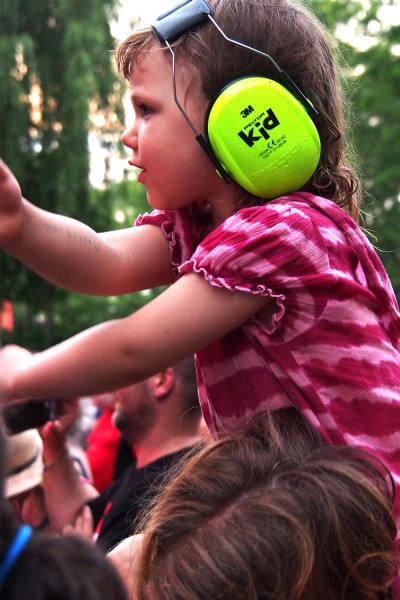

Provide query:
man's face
left=112, top=380, right=156, bottom=444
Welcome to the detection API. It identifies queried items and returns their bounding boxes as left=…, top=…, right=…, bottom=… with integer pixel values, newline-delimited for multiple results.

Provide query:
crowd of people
left=0, top=421, right=130, bottom=600
left=0, top=0, right=399, bottom=598
left=1, top=401, right=397, bottom=599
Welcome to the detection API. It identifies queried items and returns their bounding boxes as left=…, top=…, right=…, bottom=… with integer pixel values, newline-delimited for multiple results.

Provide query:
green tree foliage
left=350, top=16, right=400, bottom=300
left=0, top=0, right=123, bottom=217
left=307, top=0, right=400, bottom=298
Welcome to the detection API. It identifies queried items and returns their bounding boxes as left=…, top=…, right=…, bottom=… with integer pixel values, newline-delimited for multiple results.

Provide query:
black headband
left=152, top=0, right=212, bottom=44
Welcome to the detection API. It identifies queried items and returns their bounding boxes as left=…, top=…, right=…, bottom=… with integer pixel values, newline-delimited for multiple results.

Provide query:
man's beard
left=112, top=402, right=155, bottom=445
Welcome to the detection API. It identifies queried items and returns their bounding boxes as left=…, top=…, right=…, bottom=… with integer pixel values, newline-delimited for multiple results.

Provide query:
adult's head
left=90, top=391, right=118, bottom=413
left=1, top=528, right=129, bottom=600
left=112, top=356, right=200, bottom=459
left=133, top=413, right=396, bottom=599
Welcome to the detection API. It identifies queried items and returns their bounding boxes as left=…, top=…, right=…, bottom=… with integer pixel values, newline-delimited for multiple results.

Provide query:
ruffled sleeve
left=135, top=207, right=196, bottom=280
left=179, top=203, right=334, bottom=337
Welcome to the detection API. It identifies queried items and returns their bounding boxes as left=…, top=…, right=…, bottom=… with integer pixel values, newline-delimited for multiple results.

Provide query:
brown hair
left=133, top=411, right=396, bottom=599
left=173, top=355, right=201, bottom=416
left=115, top=0, right=361, bottom=219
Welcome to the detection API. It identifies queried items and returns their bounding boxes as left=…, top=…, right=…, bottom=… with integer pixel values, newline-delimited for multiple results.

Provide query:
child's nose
left=121, top=123, right=138, bottom=150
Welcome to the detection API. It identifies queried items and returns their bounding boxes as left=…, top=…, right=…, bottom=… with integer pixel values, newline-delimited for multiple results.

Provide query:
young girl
left=0, top=0, right=399, bottom=532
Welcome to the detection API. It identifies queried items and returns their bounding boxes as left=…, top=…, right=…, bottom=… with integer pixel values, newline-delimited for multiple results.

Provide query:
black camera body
left=1, top=399, right=57, bottom=434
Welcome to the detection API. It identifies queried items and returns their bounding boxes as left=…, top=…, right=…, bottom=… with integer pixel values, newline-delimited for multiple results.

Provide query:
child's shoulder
left=224, top=192, right=358, bottom=238
left=221, top=192, right=334, bottom=231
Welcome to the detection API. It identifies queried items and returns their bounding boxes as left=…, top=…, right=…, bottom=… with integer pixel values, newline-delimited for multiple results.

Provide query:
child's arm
left=0, top=272, right=273, bottom=403
left=0, top=159, right=174, bottom=295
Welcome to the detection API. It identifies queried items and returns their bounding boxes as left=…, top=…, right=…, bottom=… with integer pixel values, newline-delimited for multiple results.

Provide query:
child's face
left=122, top=47, right=227, bottom=211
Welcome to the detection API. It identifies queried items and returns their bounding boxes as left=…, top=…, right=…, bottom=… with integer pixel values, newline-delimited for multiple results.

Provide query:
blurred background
left=0, top=0, right=399, bottom=350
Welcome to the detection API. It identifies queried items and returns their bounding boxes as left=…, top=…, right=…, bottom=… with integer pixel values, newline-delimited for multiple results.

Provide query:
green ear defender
left=206, top=77, right=321, bottom=199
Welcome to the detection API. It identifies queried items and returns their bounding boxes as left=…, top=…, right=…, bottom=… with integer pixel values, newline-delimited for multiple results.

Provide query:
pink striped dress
left=137, top=191, right=400, bottom=527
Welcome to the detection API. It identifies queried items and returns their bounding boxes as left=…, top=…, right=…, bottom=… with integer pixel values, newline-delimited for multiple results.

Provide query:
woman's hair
left=116, top=0, right=361, bottom=219
left=133, top=411, right=396, bottom=600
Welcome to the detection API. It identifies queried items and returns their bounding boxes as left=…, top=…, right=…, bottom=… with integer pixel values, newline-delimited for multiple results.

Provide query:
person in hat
left=5, top=429, right=51, bottom=533
left=4, top=426, right=88, bottom=533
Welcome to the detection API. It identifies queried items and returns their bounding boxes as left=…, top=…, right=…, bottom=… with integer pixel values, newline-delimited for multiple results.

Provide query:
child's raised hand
left=0, top=159, right=24, bottom=247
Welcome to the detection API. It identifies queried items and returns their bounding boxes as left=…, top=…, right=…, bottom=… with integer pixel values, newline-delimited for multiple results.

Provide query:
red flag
left=0, top=299, right=14, bottom=331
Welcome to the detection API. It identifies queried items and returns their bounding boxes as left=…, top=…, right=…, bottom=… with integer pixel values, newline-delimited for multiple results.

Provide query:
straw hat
left=5, top=429, right=44, bottom=498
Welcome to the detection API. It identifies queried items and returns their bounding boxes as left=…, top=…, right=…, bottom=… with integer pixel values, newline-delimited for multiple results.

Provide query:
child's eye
left=137, top=104, right=152, bottom=116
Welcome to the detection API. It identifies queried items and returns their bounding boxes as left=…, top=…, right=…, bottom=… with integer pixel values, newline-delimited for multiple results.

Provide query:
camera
left=1, top=399, right=58, bottom=434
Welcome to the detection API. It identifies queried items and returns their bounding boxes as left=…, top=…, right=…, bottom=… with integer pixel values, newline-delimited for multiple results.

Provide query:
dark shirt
left=88, top=448, right=191, bottom=553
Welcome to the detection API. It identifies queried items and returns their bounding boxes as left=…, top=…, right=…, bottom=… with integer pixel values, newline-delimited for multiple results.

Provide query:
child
left=0, top=0, right=399, bottom=535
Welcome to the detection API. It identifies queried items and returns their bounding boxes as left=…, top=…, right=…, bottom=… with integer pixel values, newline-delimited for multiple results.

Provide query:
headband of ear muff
left=206, top=76, right=321, bottom=199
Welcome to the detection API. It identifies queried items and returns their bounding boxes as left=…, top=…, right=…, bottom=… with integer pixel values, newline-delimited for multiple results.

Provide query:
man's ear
left=152, top=368, right=175, bottom=399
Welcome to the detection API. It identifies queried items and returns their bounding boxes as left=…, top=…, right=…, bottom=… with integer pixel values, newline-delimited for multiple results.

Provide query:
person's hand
left=0, top=159, right=24, bottom=247
left=39, top=398, right=80, bottom=462
left=63, top=504, right=95, bottom=541
left=0, top=344, right=32, bottom=405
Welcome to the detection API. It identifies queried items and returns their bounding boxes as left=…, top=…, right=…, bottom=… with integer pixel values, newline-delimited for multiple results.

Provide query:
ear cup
left=206, top=77, right=321, bottom=198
